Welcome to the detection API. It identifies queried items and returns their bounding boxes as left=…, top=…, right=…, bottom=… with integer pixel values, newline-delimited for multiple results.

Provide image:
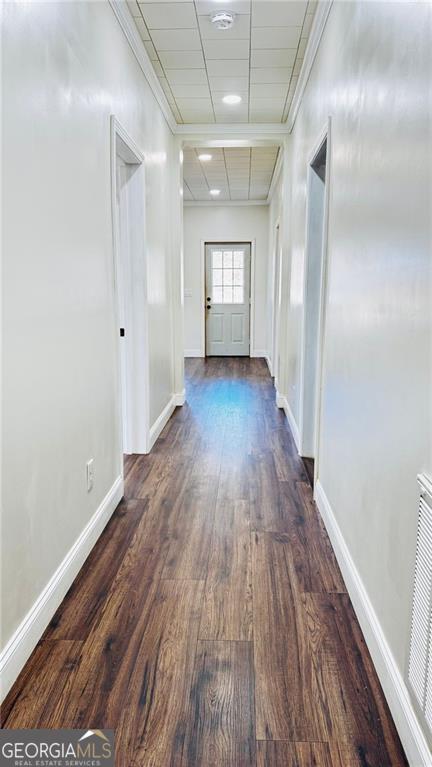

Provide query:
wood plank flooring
left=1, top=358, right=408, bottom=766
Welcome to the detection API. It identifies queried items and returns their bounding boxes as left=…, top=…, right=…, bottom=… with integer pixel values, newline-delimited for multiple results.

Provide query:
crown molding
left=266, top=143, right=284, bottom=204
left=286, top=1, right=333, bottom=133
left=177, top=123, right=288, bottom=139
left=184, top=199, right=268, bottom=208
left=110, top=0, right=332, bottom=141
left=109, top=0, right=177, bottom=134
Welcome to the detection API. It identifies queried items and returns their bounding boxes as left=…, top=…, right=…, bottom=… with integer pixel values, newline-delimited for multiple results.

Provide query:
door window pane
left=224, top=270, right=233, bottom=286
left=212, top=286, right=223, bottom=303
left=223, top=286, right=233, bottom=303
left=233, top=286, right=243, bottom=304
left=223, top=250, right=233, bottom=268
left=233, top=269, right=243, bottom=286
left=233, top=251, right=244, bottom=268
left=212, top=269, right=223, bottom=286
left=212, top=250, right=223, bottom=268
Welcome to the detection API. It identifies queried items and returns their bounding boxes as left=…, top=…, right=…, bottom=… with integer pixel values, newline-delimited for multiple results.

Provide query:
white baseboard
left=314, top=480, right=432, bottom=767
left=173, top=389, right=185, bottom=406
left=250, top=349, right=268, bottom=358
left=0, top=475, right=123, bottom=702
left=276, top=391, right=301, bottom=451
left=184, top=349, right=204, bottom=358
left=149, top=395, right=176, bottom=449
left=265, top=356, right=273, bottom=376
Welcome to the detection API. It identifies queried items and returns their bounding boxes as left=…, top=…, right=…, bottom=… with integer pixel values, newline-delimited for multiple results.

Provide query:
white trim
left=0, top=476, right=123, bottom=701
left=177, top=123, right=288, bottom=137
left=184, top=200, right=268, bottom=208
left=267, top=149, right=284, bottom=204
left=265, top=356, right=272, bottom=376
left=312, top=118, right=333, bottom=487
left=148, top=395, right=177, bottom=450
left=184, top=349, right=204, bottom=358
left=287, top=2, right=333, bottom=133
left=173, top=389, right=186, bottom=406
left=314, top=480, right=432, bottom=767
left=111, top=115, right=150, bottom=457
left=109, top=1, right=176, bottom=134
left=250, top=350, right=267, bottom=358
left=298, top=119, right=331, bottom=461
left=276, top=392, right=301, bottom=451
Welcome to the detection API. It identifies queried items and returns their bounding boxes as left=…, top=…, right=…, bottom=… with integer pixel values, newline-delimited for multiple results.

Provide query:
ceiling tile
left=151, top=29, right=201, bottom=51
left=250, top=67, right=293, bottom=83
left=203, top=39, right=250, bottom=59
left=171, top=83, right=211, bottom=97
left=206, top=59, right=250, bottom=76
left=166, top=68, right=208, bottom=84
left=159, top=50, right=205, bottom=68
left=195, top=0, right=251, bottom=14
left=176, top=97, right=213, bottom=110
left=198, top=13, right=250, bottom=40
left=251, top=27, right=301, bottom=49
left=140, top=2, right=196, bottom=28
left=181, top=111, right=215, bottom=122
left=250, top=49, right=296, bottom=67
left=250, top=83, right=288, bottom=98
left=209, top=76, right=249, bottom=91
left=252, top=1, right=307, bottom=27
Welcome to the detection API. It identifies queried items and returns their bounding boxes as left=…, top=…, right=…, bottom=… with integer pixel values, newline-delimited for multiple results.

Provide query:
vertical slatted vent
left=408, top=474, right=432, bottom=733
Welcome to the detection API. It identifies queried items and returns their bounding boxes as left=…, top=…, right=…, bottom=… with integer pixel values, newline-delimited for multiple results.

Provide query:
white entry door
left=205, top=243, right=251, bottom=356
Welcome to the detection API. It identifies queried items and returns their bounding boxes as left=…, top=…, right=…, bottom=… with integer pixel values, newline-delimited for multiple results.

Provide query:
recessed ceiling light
left=209, top=189, right=221, bottom=196
left=198, top=153, right=212, bottom=162
left=222, top=94, right=242, bottom=105
left=210, top=11, right=235, bottom=30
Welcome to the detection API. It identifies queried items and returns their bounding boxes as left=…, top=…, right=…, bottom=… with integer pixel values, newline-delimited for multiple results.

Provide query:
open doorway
left=271, top=222, right=281, bottom=383
left=299, top=126, right=329, bottom=486
left=111, top=117, right=149, bottom=469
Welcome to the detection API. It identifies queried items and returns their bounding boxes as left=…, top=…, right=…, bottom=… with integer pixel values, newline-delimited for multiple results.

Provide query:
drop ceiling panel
left=198, top=13, right=251, bottom=40
left=141, top=2, right=197, bottom=28
left=130, top=0, right=317, bottom=123
left=183, top=146, right=280, bottom=201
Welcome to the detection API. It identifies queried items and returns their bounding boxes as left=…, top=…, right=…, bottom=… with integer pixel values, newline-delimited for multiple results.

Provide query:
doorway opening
left=111, top=117, right=149, bottom=469
left=299, top=126, right=330, bottom=486
left=205, top=242, right=251, bottom=356
left=271, top=222, right=281, bottom=383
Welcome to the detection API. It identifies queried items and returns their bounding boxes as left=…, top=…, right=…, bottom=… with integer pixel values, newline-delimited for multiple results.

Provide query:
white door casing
left=205, top=243, right=251, bottom=356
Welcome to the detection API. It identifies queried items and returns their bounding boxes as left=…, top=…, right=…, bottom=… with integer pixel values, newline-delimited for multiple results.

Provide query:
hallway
left=2, top=359, right=407, bottom=766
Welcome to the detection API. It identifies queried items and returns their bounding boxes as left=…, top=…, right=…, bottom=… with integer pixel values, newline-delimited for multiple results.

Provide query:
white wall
left=183, top=204, right=269, bottom=357
left=275, top=1, right=432, bottom=759
left=2, top=1, right=182, bottom=692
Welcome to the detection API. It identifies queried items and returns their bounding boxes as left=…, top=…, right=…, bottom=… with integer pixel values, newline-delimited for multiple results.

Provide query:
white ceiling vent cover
left=408, top=473, right=432, bottom=733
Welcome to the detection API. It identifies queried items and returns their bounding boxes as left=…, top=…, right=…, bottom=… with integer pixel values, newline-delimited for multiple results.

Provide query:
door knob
left=206, top=304, right=211, bottom=309
left=206, top=297, right=211, bottom=301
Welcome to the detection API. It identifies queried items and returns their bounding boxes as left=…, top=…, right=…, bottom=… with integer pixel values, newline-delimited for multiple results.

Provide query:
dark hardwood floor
left=1, top=358, right=407, bottom=766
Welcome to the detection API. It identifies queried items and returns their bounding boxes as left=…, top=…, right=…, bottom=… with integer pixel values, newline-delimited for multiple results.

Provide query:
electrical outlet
left=86, top=459, right=94, bottom=492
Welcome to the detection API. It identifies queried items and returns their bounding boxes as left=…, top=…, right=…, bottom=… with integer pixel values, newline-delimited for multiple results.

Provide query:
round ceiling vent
left=210, top=11, right=235, bottom=29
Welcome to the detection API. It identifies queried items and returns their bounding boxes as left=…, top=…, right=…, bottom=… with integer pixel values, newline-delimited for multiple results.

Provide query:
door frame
left=199, top=239, right=255, bottom=357
left=110, top=115, right=150, bottom=468
left=297, top=117, right=332, bottom=487
left=271, top=219, right=281, bottom=381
